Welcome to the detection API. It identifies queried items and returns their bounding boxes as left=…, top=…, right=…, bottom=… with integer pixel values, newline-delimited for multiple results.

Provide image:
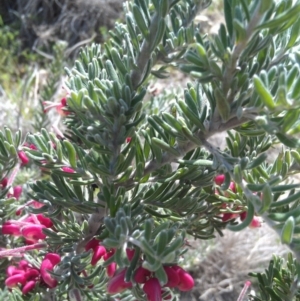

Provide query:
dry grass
left=1, top=0, right=124, bottom=55
left=180, top=226, right=289, bottom=301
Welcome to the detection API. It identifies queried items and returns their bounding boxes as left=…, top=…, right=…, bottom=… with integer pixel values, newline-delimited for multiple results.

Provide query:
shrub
left=1, top=0, right=300, bottom=300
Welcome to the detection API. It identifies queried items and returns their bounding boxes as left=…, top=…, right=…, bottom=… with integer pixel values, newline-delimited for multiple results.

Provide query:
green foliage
left=2, top=0, right=300, bottom=300
left=249, top=253, right=300, bottom=301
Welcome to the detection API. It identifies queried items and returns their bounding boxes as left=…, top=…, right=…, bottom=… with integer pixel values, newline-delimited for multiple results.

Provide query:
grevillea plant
left=2, top=0, right=300, bottom=300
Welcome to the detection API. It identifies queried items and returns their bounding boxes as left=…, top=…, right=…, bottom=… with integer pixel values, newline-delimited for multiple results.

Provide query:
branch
left=131, top=13, right=160, bottom=89
left=222, top=6, right=263, bottom=99
left=119, top=115, right=250, bottom=188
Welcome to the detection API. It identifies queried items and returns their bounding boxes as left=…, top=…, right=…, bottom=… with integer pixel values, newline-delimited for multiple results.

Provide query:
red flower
left=22, top=280, right=36, bottom=294
left=229, top=181, right=237, bottom=193
left=214, top=174, right=236, bottom=193
left=104, top=249, right=117, bottom=277
left=24, top=269, right=39, bottom=280
left=240, top=212, right=261, bottom=228
left=5, top=273, right=27, bottom=287
left=36, top=214, right=53, bottom=228
left=43, top=98, right=70, bottom=116
left=5, top=259, right=40, bottom=294
left=134, top=266, right=151, bottom=283
left=126, top=248, right=135, bottom=261
left=40, top=253, right=61, bottom=288
left=107, top=268, right=132, bottom=294
left=163, top=266, right=180, bottom=288
left=18, top=151, right=29, bottom=165
left=143, top=278, right=162, bottom=301
left=249, top=216, right=261, bottom=228
left=62, top=166, right=75, bottom=173
left=91, top=245, right=106, bottom=266
left=176, top=268, right=194, bottom=291
left=85, top=238, right=101, bottom=251
left=214, top=174, right=225, bottom=185
left=61, top=97, right=67, bottom=106
left=56, top=97, right=71, bottom=116
left=1, top=177, right=8, bottom=188
left=21, top=224, right=46, bottom=241
left=7, top=266, right=22, bottom=277
left=222, top=212, right=238, bottom=222
left=85, top=238, right=107, bottom=266
left=2, top=222, right=22, bottom=236
left=126, top=137, right=132, bottom=143
left=12, top=186, right=23, bottom=200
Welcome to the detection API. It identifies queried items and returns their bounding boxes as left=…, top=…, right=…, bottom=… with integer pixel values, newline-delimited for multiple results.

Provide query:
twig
left=0, top=242, right=46, bottom=257
left=118, top=115, right=250, bottom=188
left=64, top=33, right=97, bottom=57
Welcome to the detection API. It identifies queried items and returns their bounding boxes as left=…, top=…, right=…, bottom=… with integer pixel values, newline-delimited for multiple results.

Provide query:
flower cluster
left=18, top=151, right=30, bottom=166
left=107, top=264, right=194, bottom=301
left=215, top=175, right=261, bottom=228
left=2, top=213, right=53, bottom=244
left=83, top=238, right=194, bottom=300
left=43, top=97, right=70, bottom=116
left=85, top=238, right=116, bottom=276
left=5, top=253, right=60, bottom=294
left=110, top=248, right=193, bottom=300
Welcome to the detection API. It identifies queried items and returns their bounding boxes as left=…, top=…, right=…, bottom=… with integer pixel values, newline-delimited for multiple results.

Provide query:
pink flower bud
left=16, top=207, right=23, bottom=216
left=32, top=201, right=44, bottom=208
left=85, top=238, right=101, bottom=251
left=18, top=260, right=29, bottom=270
left=214, top=174, right=225, bottom=185
left=13, top=186, right=22, bottom=199
left=126, top=248, right=135, bottom=261
left=18, top=151, right=29, bottom=165
left=1, top=177, right=8, bottom=188
left=22, top=280, right=36, bottom=294
left=249, top=216, right=261, bottom=228
left=103, top=249, right=117, bottom=277
left=6, top=265, right=25, bottom=277
left=229, top=181, right=236, bottom=193
left=5, top=274, right=27, bottom=287
left=177, top=269, right=194, bottom=291
left=56, top=98, right=71, bottom=116
left=61, top=97, right=67, bottom=106
left=107, top=268, right=132, bottom=294
left=163, top=266, right=180, bottom=288
left=44, top=253, right=61, bottom=266
left=134, top=266, right=151, bottom=283
left=126, top=137, right=132, bottom=143
left=222, top=212, right=238, bottom=222
left=29, top=144, right=37, bottom=150
left=143, top=278, right=162, bottom=301
left=91, top=245, right=106, bottom=266
left=62, top=166, right=75, bottom=173
left=36, top=214, right=53, bottom=228
left=106, top=262, right=117, bottom=278
left=103, top=249, right=115, bottom=260
left=21, top=224, right=46, bottom=241
left=25, top=269, right=39, bottom=280
left=2, top=222, right=21, bottom=236
left=40, top=253, right=61, bottom=288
